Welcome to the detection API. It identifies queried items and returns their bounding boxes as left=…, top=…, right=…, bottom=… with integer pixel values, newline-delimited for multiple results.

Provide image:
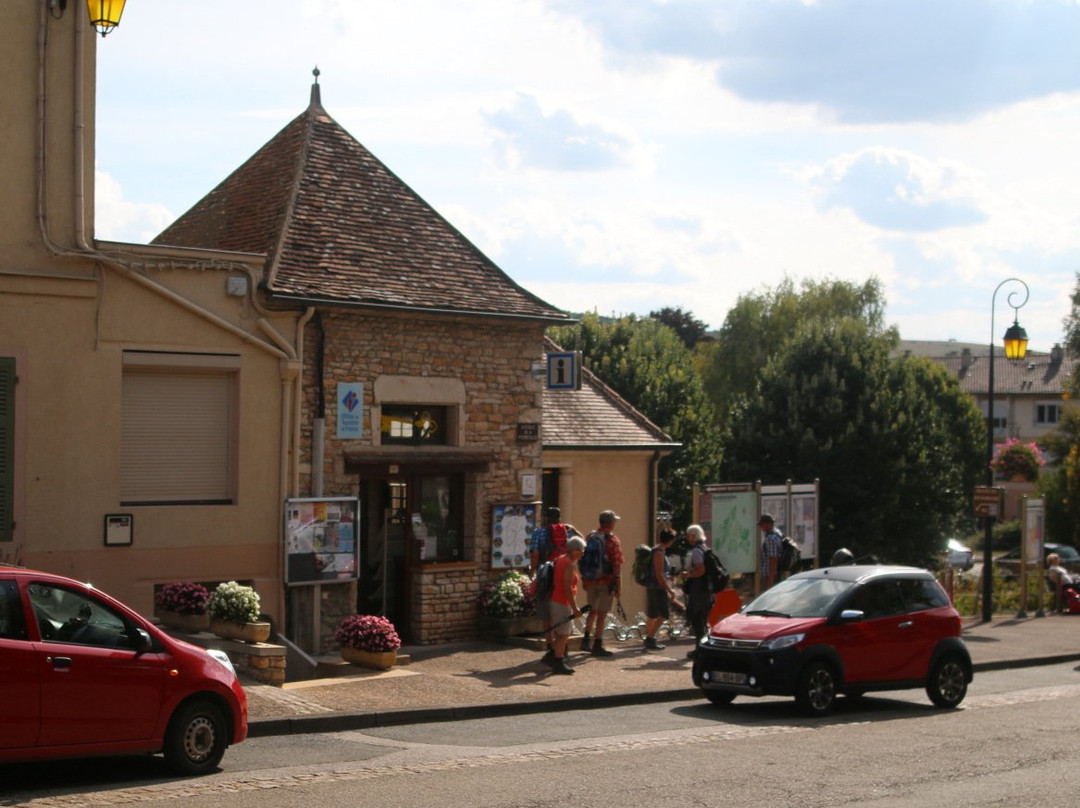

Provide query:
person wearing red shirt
left=548, top=536, right=585, bottom=675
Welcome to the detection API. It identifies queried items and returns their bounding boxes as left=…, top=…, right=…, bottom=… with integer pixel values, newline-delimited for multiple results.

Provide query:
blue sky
left=94, top=0, right=1080, bottom=351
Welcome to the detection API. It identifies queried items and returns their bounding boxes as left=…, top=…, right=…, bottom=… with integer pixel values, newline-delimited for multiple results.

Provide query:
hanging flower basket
left=990, top=439, right=1046, bottom=482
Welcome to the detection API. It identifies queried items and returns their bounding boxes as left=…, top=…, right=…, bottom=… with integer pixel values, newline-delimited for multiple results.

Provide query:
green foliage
left=1064, top=272, right=1080, bottom=397
left=699, top=277, right=895, bottom=423
left=549, top=313, right=722, bottom=525
left=649, top=307, right=709, bottom=350
left=723, top=318, right=985, bottom=566
left=1041, top=407, right=1080, bottom=544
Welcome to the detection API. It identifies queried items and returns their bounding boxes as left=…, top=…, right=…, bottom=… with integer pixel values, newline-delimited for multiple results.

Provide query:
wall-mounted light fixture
left=86, top=0, right=127, bottom=37
left=48, top=0, right=127, bottom=37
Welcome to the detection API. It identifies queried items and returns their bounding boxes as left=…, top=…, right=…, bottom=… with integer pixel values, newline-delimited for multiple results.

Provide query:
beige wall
left=543, top=449, right=664, bottom=618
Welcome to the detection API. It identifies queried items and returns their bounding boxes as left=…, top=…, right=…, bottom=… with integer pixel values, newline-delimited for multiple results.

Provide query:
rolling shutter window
left=121, top=370, right=234, bottom=504
left=0, top=358, right=14, bottom=541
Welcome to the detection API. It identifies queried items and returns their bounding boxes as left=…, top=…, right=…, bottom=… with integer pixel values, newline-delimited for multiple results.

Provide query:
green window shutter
left=0, top=358, right=14, bottom=542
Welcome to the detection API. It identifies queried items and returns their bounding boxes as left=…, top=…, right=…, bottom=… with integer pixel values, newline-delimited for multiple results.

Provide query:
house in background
left=930, top=343, right=1074, bottom=520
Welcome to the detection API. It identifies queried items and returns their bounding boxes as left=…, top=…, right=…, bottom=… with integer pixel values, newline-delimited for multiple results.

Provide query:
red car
left=0, top=564, right=247, bottom=774
left=692, top=565, right=972, bottom=715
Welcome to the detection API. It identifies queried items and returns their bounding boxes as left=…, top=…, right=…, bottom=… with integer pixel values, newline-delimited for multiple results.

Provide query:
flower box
left=159, top=609, right=210, bottom=634
left=340, top=646, right=397, bottom=670
left=479, top=615, right=544, bottom=639
left=210, top=619, right=271, bottom=644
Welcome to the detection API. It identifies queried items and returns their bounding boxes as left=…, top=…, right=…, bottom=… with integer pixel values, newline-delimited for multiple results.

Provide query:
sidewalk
left=243, top=613, right=1080, bottom=737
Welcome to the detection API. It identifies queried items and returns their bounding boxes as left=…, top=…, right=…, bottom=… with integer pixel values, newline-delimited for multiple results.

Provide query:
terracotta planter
left=159, top=609, right=210, bottom=634
left=210, top=618, right=271, bottom=643
left=340, top=646, right=397, bottom=670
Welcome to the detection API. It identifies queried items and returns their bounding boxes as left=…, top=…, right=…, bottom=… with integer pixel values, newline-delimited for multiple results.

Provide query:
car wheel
left=704, top=690, right=736, bottom=707
left=163, top=700, right=227, bottom=775
left=926, top=654, right=968, bottom=709
left=795, top=661, right=837, bottom=716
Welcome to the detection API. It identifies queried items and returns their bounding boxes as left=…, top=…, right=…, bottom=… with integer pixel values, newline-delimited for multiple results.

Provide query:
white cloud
left=93, top=171, right=174, bottom=245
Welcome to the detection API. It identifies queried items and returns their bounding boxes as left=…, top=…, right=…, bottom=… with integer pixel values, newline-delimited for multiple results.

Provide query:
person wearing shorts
left=548, top=536, right=585, bottom=675
left=643, top=529, right=677, bottom=650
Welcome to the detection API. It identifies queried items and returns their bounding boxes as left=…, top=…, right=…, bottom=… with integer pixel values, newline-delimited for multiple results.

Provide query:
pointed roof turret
left=155, top=76, right=569, bottom=322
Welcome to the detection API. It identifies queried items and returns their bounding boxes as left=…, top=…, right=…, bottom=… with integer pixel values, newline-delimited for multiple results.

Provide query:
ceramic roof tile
left=154, top=88, right=568, bottom=322
left=934, top=351, right=1074, bottom=396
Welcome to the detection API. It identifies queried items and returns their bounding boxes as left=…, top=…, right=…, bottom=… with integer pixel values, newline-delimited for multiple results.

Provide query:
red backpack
left=549, top=523, right=568, bottom=559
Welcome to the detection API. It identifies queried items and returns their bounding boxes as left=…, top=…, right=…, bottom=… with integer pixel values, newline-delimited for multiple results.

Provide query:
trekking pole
left=550, top=604, right=591, bottom=630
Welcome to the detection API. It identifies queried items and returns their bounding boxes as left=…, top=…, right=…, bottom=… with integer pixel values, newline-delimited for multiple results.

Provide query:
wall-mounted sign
left=516, top=423, right=540, bottom=441
left=546, top=351, right=582, bottom=390
left=104, top=514, right=133, bottom=546
left=336, top=382, right=364, bottom=439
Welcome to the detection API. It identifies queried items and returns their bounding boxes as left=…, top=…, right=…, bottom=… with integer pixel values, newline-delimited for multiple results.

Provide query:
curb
left=247, top=653, right=1080, bottom=738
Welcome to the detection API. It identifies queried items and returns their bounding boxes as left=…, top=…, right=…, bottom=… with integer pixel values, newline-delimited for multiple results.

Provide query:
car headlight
left=760, top=633, right=804, bottom=651
left=207, top=648, right=237, bottom=676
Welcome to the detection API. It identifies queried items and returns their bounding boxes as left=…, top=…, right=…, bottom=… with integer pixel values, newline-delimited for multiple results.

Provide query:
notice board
left=285, top=497, right=359, bottom=584
left=491, top=502, right=539, bottom=569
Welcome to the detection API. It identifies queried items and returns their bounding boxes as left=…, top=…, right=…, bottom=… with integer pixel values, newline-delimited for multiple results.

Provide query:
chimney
left=960, top=347, right=973, bottom=373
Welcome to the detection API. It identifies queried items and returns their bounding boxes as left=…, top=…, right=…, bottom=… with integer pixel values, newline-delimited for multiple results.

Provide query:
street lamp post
left=982, top=278, right=1029, bottom=622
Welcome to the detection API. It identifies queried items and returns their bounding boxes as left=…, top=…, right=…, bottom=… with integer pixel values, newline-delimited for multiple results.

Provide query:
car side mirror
left=130, top=627, right=153, bottom=654
left=837, top=609, right=864, bottom=624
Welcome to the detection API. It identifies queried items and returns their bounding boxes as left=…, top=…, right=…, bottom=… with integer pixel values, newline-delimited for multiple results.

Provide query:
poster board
left=285, top=497, right=359, bottom=584
left=491, top=502, right=539, bottom=569
left=761, top=481, right=819, bottom=564
left=699, top=484, right=758, bottom=575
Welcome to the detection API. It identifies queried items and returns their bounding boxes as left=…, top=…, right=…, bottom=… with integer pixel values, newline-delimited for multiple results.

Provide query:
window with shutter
left=120, top=352, right=239, bottom=505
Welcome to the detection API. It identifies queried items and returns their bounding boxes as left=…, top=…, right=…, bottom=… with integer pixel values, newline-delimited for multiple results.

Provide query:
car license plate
left=715, top=671, right=745, bottom=685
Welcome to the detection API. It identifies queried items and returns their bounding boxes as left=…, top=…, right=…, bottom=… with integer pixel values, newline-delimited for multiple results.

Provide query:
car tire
left=795, top=661, right=837, bottom=716
left=163, top=700, right=227, bottom=775
left=926, top=654, right=968, bottom=709
left=703, top=690, right=736, bottom=707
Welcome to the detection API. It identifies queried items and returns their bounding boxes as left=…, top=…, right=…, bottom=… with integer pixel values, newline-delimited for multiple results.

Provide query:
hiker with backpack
left=529, top=507, right=581, bottom=666
left=642, top=528, right=679, bottom=650
left=548, top=535, right=587, bottom=675
left=578, top=509, right=624, bottom=657
left=758, top=513, right=784, bottom=590
left=681, top=524, right=712, bottom=658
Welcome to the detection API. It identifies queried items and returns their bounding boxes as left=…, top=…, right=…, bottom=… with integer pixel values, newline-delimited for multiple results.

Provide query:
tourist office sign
left=973, top=486, right=1003, bottom=519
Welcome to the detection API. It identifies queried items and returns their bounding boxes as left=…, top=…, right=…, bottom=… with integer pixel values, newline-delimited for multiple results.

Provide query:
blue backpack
left=579, top=532, right=610, bottom=581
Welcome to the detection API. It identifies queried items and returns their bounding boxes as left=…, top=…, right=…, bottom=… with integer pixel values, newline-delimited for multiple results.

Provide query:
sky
left=93, top=0, right=1080, bottom=352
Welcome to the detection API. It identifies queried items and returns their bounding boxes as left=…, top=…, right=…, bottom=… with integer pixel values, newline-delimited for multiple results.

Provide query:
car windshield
left=743, top=577, right=855, bottom=618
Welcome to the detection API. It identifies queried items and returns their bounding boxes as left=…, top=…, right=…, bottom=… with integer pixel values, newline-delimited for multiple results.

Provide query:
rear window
left=898, top=578, right=950, bottom=612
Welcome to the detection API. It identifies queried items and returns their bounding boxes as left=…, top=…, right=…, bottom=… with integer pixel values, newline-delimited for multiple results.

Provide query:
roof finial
left=310, top=66, right=322, bottom=109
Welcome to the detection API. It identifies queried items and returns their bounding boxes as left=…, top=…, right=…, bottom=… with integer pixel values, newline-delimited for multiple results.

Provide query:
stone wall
left=298, top=309, right=546, bottom=644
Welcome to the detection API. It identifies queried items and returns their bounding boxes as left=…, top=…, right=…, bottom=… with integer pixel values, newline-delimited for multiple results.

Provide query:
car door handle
left=47, top=656, right=73, bottom=669
left=898, top=620, right=913, bottom=629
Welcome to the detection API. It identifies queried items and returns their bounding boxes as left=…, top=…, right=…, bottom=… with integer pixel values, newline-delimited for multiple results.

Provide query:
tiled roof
left=154, top=84, right=568, bottom=323
left=542, top=340, right=678, bottom=449
left=934, top=350, right=1074, bottom=396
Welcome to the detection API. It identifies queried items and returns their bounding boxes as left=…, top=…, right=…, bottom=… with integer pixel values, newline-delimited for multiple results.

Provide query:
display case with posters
left=285, top=497, right=359, bottom=584
left=490, top=502, right=539, bottom=569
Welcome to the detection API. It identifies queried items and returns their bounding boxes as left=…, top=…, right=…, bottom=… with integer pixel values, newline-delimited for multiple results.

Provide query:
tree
left=1041, top=408, right=1080, bottom=545
left=549, top=313, right=722, bottom=526
left=722, top=319, right=984, bottom=566
left=649, top=307, right=709, bottom=350
left=700, top=277, right=894, bottom=423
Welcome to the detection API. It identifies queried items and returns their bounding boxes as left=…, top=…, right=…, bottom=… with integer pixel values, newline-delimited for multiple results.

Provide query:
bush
left=335, top=614, right=402, bottom=652
left=154, top=581, right=209, bottom=615
left=206, top=581, right=261, bottom=625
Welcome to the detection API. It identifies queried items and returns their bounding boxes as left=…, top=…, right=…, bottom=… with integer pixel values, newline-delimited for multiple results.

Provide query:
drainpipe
left=312, top=312, right=327, bottom=497
left=649, top=450, right=662, bottom=543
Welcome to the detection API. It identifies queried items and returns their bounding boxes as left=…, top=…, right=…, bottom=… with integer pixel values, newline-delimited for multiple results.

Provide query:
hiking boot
left=541, top=649, right=556, bottom=667
left=580, top=631, right=590, bottom=650
left=591, top=642, right=614, bottom=657
left=552, top=659, right=575, bottom=675
left=644, top=636, right=666, bottom=650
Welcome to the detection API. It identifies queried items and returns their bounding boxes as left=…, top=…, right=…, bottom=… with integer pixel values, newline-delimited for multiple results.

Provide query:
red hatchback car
left=0, top=564, right=247, bottom=774
left=692, top=565, right=972, bottom=715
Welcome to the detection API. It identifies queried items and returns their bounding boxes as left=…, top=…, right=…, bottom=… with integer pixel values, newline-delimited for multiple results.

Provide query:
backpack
left=632, top=545, right=654, bottom=586
left=579, top=531, right=610, bottom=580
left=549, top=523, right=568, bottom=559
left=703, top=548, right=729, bottom=593
left=779, top=535, right=801, bottom=574
left=534, top=560, right=555, bottom=599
